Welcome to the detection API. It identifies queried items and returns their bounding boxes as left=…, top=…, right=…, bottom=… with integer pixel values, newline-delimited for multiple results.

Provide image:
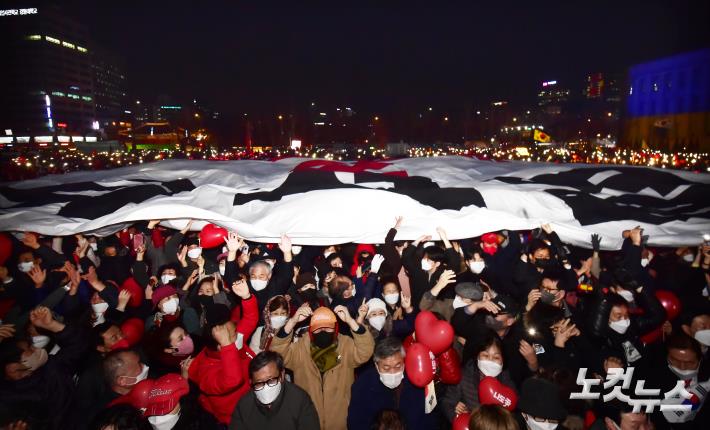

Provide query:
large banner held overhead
left=1, top=156, right=709, bottom=249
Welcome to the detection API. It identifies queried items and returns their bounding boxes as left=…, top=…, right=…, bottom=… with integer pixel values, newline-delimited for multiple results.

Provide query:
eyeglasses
left=252, top=376, right=280, bottom=391
left=525, top=414, right=560, bottom=425
left=541, top=286, right=560, bottom=293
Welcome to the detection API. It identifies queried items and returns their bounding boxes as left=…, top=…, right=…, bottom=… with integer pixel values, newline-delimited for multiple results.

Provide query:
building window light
left=82, top=96, right=92, bottom=101
left=62, top=41, right=76, bottom=49
left=77, top=46, right=88, bottom=53
left=45, top=36, right=60, bottom=44
left=26, top=34, right=41, bottom=41
left=67, top=94, right=80, bottom=99
left=51, top=91, right=65, bottom=97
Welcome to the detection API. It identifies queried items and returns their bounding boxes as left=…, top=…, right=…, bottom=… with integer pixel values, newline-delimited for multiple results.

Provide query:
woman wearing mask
left=358, top=294, right=415, bottom=341
left=249, top=295, right=290, bottom=354
left=146, top=321, right=197, bottom=375
left=146, top=285, right=200, bottom=336
left=441, top=335, right=517, bottom=423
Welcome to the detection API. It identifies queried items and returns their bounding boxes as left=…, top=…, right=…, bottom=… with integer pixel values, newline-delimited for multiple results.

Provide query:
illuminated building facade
left=623, top=49, right=710, bottom=151
left=0, top=4, right=96, bottom=136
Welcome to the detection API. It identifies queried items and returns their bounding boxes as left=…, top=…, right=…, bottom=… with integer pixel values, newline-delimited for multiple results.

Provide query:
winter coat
left=230, top=381, right=320, bottom=430
left=270, top=326, right=375, bottom=430
left=347, top=365, right=436, bottom=430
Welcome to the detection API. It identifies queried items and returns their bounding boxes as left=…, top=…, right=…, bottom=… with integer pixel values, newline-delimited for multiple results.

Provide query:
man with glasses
left=516, top=377, right=568, bottom=430
left=230, top=351, right=319, bottom=429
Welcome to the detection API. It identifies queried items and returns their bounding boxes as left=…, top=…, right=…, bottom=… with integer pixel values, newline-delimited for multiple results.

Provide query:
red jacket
left=188, top=295, right=259, bottom=424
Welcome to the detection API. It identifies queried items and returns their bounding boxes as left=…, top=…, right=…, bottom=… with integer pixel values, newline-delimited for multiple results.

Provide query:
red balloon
left=654, top=290, right=681, bottom=321
left=478, top=376, right=518, bottom=411
left=199, top=223, right=228, bottom=249
left=452, top=412, right=471, bottom=430
left=402, top=334, right=415, bottom=350
left=0, top=233, right=12, bottom=266
left=415, top=310, right=454, bottom=355
left=640, top=326, right=663, bottom=345
left=437, top=347, right=462, bottom=385
left=121, top=318, right=145, bottom=346
left=405, top=342, right=436, bottom=388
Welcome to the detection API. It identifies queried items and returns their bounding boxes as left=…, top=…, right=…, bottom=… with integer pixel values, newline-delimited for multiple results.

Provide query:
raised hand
left=357, top=298, right=369, bottom=323
left=30, top=306, right=54, bottom=330
left=519, top=340, right=538, bottom=370
left=293, top=303, right=313, bottom=323
left=553, top=318, right=580, bottom=348
left=224, top=231, right=242, bottom=254
left=525, top=289, right=541, bottom=312
left=278, top=234, right=292, bottom=255
left=180, top=219, right=194, bottom=234
left=117, top=289, right=132, bottom=311
left=432, top=269, right=456, bottom=296
left=21, top=232, right=40, bottom=249
left=211, top=323, right=232, bottom=347
left=148, top=219, right=161, bottom=229
left=177, top=246, right=188, bottom=267
left=231, top=278, right=251, bottom=299
left=541, top=223, right=553, bottom=235
left=28, top=265, right=47, bottom=287
left=394, top=216, right=403, bottom=230
left=180, top=357, right=194, bottom=379
left=370, top=254, right=385, bottom=274
left=136, top=244, right=146, bottom=261
left=470, top=300, right=500, bottom=314
left=629, top=226, right=643, bottom=246
left=401, top=293, right=413, bottom=312
left=591, top=234, right=601, bottom=253
left=334, top=305, right=352, bottom=324
left=0, top=324, right=16, bottom=342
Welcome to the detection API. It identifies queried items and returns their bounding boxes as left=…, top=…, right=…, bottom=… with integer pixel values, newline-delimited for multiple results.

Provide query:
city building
left=622, top=49, right=710, bottom=151
left=91, top=44, right=128, bottom=127
left=537, top=80, right=571, bottom=115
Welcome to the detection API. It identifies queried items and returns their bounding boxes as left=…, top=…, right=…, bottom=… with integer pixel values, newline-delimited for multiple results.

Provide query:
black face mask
left=198, top=295, right=213, bottom=307
left=540, top=290, right=557, bottom=305
left=534, top=258, right=552, bottom=269
left=299, top=289, right=317, bottom=303
left=312, top=331, right=334, bottom=348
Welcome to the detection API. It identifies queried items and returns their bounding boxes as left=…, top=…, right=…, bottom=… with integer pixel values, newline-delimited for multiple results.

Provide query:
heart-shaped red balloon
left=436, top=347, right=462, bottom=384
left=199, top=223, right=228, bottom=248
left=478, top=376, right=518, bottom=411
left=654, top=290, right=681, bottom=321
left=415, top=310, right=454, bottom=355
left=405, top=342, right=436, bottom=388
left=452, top=412, right=471, bottom=430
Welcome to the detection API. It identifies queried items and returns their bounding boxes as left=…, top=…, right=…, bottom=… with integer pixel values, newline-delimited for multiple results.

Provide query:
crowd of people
left=0, top=218, right=708, bottom=430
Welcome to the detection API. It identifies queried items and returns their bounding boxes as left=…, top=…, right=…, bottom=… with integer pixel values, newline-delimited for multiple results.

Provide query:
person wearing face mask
left=145, top=321, right=198, bottom=375
left=347, top=336, right=436, bottom=430
left=188, top=275, right=231, bottom=328
left=0, top=306, right=87, bottom=430
left=401, top=227, right=462, bottom=311
left=146, top=285, right=200, bottom=336
left=288, top=272, right=326, bottom=311
left=328, top=274, right=362, bottom=321
left=270, top=304, right=374, bottom=430
left=588, top=286, right=665, bottom=368
left=248, top=295, right=290, bottom=355
left=515, top=377, right=568, bottom=430
left=641, top=332, right=710, bottom=428
left=513, top=234, right=578, bottom=304
left=231, top=351, right=320, bottom=429
left=441, top=335, right=517, bottom=423
left=678, top=307, right=710, bottom=359
left=370, top=280, right=416, bottom=340
left=422, top=276, right=483, bottom=322
left=110, top=373, right=196, bottom=430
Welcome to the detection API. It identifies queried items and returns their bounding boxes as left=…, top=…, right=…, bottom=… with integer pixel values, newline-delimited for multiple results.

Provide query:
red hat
left=481, top=233, right=499, bottom=244
left=151, top=285, right=177, bottom=308
left=120, top=277, right=144, bottom=308
left=113, top=373, right=189, bottom=417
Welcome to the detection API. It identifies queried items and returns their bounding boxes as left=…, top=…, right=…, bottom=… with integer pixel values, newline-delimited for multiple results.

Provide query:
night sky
left=63, top=0, right=709, bottom=116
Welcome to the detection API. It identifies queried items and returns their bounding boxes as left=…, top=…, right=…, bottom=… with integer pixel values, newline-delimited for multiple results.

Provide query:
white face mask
left=640, top=258, right=650, bottom=267
left=609, top=318, right=631, bottom=334
left=420, top=259, right=433, bottom=271
left=148, top=411, right=181, bottom=430
left=92, top=302, right=110, bottom=315
left=694, top=329, right=710, bottom=346
left=32, top=335, right=51, bottom=349
left=617, top=289, right=634, bottom=303
left=270, top=315, right=288, bottom=330
left=161, top=297, right=179, bottom=315
left=469, top=261, right=485, bottom=274
left=383, top=293, right=399, bottom=305
left=523, top=415, right=558, bottom=430
left=452, top=295, right=468, bottom=310
left=219, top=264, right=225, bottom=276
left=89, top=242, right=99, bottom=251
left=668, top=363, right=699, bottom=380
left=477, top=359, right=503, bottom=377
left=187, top=247, right=202, bottom=259
left=251, top=279, right=268, bottom=291
left=323, top=251, right=334, bottom=259
left=682, top=253, right=694, bottom=263
left=291, top=245, right=302, bottom=255
left=161, top=274, right=176, bottom=285
left=378, top=369, right=405, bottom=389
left=255, top=381, right=282, bottom=404
left=368, top=315, right=386, bottom=331
left=18, top=261, right=34, bottom=273
left=123, top=364, right=149, bottom=386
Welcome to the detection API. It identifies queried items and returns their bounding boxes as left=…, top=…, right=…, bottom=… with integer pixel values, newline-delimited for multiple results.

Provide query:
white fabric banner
left=1, top=156, right=708, bottom=249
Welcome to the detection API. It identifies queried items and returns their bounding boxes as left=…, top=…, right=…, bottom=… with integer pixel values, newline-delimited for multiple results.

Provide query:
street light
left=278, top=115, right=283, bottom=120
